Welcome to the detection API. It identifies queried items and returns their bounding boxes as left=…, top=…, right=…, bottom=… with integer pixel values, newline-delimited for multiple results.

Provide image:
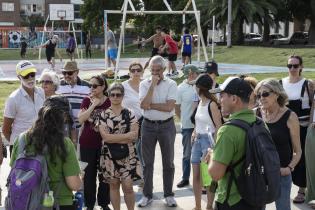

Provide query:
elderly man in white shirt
left=2, top=60, right=45, bottom=154
left=138, top=55, right=178, bottom=208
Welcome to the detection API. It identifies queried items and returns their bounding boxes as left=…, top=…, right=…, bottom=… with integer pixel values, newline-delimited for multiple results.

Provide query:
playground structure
left=104, top=0, right=211, bottom=80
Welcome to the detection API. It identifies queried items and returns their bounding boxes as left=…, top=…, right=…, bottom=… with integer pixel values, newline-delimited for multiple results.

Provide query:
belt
left=144, top=117, right=173, bottom=124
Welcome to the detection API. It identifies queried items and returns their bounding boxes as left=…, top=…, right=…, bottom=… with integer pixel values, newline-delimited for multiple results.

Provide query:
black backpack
left=224, top=118, right=281, bottom=207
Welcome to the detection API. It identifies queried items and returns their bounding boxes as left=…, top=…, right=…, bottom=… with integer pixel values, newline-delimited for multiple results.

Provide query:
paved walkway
left=0, top=133, right=312, bottom=210
left=1, top=58, right=315, bottom=81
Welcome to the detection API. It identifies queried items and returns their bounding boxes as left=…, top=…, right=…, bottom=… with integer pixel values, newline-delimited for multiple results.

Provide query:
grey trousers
left=141, top=118, right=176, bottom=198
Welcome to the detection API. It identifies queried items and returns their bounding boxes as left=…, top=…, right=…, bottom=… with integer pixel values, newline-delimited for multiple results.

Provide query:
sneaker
left=165, top=196, right=177, bottom=207
left=177, top=180, right=189, bottom=188
left=138, top=196, right=153, bottom=207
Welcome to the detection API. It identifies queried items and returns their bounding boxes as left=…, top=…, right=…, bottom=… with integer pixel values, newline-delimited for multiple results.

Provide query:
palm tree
left=199, top=0, right=279, bottom=44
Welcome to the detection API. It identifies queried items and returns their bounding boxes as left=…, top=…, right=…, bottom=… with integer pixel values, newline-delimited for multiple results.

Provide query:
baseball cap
left=62, top=61, right=79, bottom=72
left=204, top=61, right=219, bottom=76
left=183, top=64, right=204, bottom=76
left=16, top=60, right=37, bottom=77
left=195, top=74, right=213, bottom=90
left=210, top=76, right=252, bottom=99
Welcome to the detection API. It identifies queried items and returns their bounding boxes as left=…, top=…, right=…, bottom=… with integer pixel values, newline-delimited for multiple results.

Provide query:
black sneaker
left=177, top=180, right=189, bottom=188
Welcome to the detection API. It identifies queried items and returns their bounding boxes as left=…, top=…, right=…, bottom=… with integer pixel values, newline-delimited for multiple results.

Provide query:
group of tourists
left=0, top=52, right=315, bottom=210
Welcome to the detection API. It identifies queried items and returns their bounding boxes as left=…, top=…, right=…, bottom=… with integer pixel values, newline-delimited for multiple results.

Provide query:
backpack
left=5, top=133, right=50, bottom=210
left=190, top=101, right=224, bottom=126
left=224, top=118, right=281, bottom=207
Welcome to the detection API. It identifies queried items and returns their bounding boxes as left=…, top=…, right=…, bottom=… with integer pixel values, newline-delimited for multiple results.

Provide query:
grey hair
left=40, top=69, right=60, bottom=91
left=149, top=55, right=166, bottom=69
left=254, top=78, right=288, bottom=107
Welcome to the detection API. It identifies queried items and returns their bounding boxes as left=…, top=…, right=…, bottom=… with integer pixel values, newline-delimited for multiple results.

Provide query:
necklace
left=263, top=106, right=281, bottom=123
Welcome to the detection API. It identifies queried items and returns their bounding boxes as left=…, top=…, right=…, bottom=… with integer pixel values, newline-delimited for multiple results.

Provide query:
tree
left=204, top=0, right=279, bottom=44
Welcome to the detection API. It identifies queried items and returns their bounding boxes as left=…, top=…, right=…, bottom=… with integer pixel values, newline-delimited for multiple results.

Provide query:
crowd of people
left=0, top=50, right=315, bottom=210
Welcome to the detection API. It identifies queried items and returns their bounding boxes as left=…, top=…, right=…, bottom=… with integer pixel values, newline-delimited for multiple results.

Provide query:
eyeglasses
left=287, top=64, right=300, bottom=69
left=62, top=71, right=76, bottom=76
left=90, top=84, right=102, bottom=89
left=21, top=72, right=36, bottom=79
left=110, top=93, right=123, bottom=98
left=130, top=68, right=142, bottom=73
left=39, top=80, right=53, bottom=85
left=257, top=91, right=273, bottom=99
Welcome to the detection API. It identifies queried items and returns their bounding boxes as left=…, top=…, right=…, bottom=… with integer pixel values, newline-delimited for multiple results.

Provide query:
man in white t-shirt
left=175, top=64, right=203, bottom=188
left=138, top=55, right=178, bottom=208
left=2, top=60, right=45, bottom=154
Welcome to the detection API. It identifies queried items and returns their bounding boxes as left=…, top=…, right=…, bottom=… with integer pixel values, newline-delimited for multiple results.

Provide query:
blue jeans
left=275, top=174, right=292, bottom=210
left=181, top=128, right=194, bottom=181
left=191, top=133, right=213, bottom=164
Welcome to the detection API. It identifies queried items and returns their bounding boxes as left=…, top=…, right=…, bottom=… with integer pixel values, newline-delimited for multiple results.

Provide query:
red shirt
left=79, top=97, right=111, bottom=149
left=165, top=35, right=178, bottom=54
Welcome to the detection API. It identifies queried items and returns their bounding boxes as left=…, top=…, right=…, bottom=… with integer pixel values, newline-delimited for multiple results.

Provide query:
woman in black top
left=36, top=35, right=62, bottom=70
left=255, top=78, right=301, bottom=210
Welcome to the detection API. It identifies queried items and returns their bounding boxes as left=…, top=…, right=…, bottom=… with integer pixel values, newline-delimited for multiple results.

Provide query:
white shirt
left=195, top=101, right=215, bottom=134
left=282, top=77, right=310, bottom=109
left=139, top=77, right=177, bottom=120
left=122, top=80, right=143, bottom=120
left=176, top=80, right=195, bottom=129
left=4, top=86, right=45, bottom=144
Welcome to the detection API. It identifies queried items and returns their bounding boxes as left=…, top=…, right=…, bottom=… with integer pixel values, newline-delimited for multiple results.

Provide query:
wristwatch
left=288, top=165, right=294, bottom=172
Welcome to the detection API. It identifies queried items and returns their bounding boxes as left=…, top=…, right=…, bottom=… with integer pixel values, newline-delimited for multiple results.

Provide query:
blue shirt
left=182, top=34, right=192, bottom=53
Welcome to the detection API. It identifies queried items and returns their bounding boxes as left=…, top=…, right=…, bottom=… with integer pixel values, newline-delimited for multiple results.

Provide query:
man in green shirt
left=208, top=77, right=261, bottom=210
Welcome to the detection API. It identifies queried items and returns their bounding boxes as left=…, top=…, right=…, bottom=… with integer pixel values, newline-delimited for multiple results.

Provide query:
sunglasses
left=21, top=72, right=36, bottom=79
left=39, top=80, right=53, bottom=85
left=287, top=64, right=299, bottom=69
left=130, top=68, right=142, bottom=73
left=62, top=71, right=76, bottom=76
left=90, top=84, right=102, bottom=89
left=110, top=93, right=123, bottom=98
left=257, top=91, right=272, bottom=99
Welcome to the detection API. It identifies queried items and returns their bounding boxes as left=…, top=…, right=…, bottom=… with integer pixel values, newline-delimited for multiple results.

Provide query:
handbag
left=107, top=109, right=131, bottom=160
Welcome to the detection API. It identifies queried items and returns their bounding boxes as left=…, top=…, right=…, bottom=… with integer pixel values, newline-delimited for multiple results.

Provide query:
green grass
left=1, top=45, right=315, bottom=68
left=1, top=71, right=315, bottom=125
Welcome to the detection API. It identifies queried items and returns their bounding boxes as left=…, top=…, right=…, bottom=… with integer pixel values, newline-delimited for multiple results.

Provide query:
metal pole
left=104, top=11, right=108, bottom=69
left=104, top=10, right=197, bottom=14
left=71, top=22, right=80, bottom=60
left=227, top=0, right=232, bottom=48
left=115, top=0, right=128, bottom=81
left=39, top=15, right=50, bottom=60
left=211, top=15, right=215, bottom=59
left=163, top=0, right=173, bottom=11
left=197, top=12, right=200, bottom=66
left=191, top=0, right=208, bottom=62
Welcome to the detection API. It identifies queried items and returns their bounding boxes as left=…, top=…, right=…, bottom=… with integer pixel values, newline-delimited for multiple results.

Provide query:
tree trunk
left=309, top=0, right=315, bottom=44
left=263, top=19, right=270, bottom=43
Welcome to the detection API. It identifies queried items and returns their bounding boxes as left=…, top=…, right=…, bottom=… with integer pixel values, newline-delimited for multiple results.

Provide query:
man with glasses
left=57, top=61, right=90, bottom=144
left=2, top=60, right=45, bottom=155
left=138, top=55, right=178, bottom=207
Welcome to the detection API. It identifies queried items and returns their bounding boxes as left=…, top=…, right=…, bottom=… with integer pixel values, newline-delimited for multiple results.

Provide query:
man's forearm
left=141, top=86, right=154, bottom=109
left=150, top=103, right=174, bottom=112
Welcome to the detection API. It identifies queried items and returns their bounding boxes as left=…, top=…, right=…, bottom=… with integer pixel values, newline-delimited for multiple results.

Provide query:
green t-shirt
left=10, top=135, right=80, bottom=206
left=212, top=109, right=256, bottom=206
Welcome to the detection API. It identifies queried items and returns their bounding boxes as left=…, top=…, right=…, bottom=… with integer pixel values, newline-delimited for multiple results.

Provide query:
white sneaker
left=165, top=196, right=177, bottom=207
left=137, top=196, right=153, bottom=207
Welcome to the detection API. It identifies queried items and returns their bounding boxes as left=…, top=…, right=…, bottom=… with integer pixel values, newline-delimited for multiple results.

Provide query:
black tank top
left=46, top=40, right=56, bottom=54
left=266, top=110, right=292, bottom=167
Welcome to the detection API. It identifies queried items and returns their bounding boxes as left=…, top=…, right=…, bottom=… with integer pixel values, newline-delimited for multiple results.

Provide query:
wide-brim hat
left=62, top=61, right=79, bottom=71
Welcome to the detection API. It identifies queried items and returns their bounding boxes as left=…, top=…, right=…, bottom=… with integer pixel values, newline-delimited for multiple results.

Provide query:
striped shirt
left=56, top=77, right=90, bottom=128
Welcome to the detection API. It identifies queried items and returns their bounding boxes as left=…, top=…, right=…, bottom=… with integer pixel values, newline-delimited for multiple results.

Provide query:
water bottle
left=74, top=191, right=84, bottom=210
left=42, top=191, right=54, bottom=209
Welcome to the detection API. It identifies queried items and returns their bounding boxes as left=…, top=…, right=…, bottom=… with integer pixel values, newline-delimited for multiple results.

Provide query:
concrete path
left=0, top=133, right=312, bottom=210
left=1, top=58, right=315, bottom=81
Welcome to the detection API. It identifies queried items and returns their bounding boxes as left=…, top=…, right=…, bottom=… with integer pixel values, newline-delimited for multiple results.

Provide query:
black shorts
left=182, top=52, right=191, bottom=57
left=46, top=52, right=55, bottom=62
left=151, top=48, right=159, bottom=57
left=66, top=48, right=75, bottom=54
left=168, top=53, right=177, bottom=61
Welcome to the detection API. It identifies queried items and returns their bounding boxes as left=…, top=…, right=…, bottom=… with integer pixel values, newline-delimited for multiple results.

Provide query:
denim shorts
left=191, top=133, right=214, bottom=164
left=108, top=48, right=118, bottom=60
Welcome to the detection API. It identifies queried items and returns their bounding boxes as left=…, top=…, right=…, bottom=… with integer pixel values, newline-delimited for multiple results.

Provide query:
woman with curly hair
left=10, top=95, right=82, bottom=210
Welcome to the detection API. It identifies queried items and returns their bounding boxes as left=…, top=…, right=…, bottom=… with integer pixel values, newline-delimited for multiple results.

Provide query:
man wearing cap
left=175, top=64, right=202, bottom=188
left=2, top=60, right=45, bottom=154
left=207, top=77, right=259, bottom=210
left=56, top=61, right=90, bottom=144
left=36, top=34, right=62, bottom=70
left=138, top=55, right=178, bottom=207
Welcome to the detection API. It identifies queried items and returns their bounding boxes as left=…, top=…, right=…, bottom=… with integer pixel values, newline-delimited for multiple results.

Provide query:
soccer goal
left=104, top=0, right=209, bottom=80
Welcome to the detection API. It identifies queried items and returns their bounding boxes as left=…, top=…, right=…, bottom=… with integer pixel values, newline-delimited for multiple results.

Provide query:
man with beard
left=2, top=60, right=45, bottom=155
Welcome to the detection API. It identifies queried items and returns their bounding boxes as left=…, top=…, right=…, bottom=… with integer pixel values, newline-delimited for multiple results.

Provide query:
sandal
left=308, top=200, right=315, bottom=209
left=293, top=191, right=305, bottom=204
